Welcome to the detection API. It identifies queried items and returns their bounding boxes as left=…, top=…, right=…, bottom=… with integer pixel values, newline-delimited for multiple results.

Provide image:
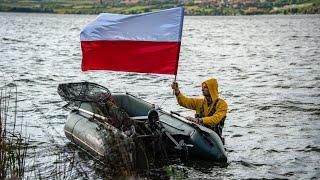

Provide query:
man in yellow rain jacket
left=171, top=78, right=228, bottom=139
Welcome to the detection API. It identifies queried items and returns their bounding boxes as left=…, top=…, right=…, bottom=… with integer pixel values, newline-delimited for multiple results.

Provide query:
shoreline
left=1, top=10, right=320, bottom=16
left=0, top=2, right=319, bottom=16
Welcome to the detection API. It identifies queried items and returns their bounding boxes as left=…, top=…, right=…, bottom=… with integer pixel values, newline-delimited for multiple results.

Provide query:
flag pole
left=173, top=7, right=183, bottom=96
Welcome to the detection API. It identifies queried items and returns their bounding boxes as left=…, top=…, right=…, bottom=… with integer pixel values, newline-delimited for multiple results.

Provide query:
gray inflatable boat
left=59, top=82, right=227, bottom=163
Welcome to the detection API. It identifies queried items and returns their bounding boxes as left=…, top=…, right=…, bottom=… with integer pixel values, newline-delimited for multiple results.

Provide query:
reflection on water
left=1, top=12, right=320, bottom=179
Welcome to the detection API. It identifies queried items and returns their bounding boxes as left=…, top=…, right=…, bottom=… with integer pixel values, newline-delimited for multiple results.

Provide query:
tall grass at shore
left=0, top=83, right=28, bottom=179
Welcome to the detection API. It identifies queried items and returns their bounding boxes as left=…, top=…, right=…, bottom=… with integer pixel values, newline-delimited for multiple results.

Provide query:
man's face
left=202, top=83, right=210, bottom=97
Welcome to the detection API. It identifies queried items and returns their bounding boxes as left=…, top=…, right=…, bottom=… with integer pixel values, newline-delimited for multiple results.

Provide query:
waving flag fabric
left=80, top=7, right=184, bottom=75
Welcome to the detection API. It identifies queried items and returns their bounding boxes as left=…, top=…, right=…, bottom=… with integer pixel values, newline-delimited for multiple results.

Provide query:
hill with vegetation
left=0, top=0, right=319, bottom=15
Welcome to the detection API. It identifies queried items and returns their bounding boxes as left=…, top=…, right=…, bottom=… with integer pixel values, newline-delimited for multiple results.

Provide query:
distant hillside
left=0, top=0, right=319, bottom=15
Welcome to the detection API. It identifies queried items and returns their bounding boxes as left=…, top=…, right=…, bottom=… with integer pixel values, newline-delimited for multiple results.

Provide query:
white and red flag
left=80, top=7, right=184, bottom=75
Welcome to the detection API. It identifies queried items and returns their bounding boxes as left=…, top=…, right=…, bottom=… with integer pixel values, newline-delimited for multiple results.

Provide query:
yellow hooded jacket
left=176, top=78, right=228, bottom=127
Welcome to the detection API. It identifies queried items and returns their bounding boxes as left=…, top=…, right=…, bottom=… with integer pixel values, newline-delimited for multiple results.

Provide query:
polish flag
left=80, top=7, right=184, bottom=75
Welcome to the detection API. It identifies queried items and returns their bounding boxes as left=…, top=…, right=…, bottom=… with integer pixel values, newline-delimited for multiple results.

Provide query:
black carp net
left=57, top=82, right=112, bottom=105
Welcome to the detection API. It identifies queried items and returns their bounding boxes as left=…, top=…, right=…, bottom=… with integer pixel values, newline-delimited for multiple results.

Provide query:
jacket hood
left=203, top=78, right=219, bottom=103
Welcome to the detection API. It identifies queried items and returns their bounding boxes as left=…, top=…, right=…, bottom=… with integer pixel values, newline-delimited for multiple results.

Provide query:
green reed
left=0, top=83, right=28, bottom=179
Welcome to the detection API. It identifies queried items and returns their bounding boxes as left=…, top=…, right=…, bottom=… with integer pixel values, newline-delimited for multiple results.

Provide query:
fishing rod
left=63, top=103, right=128, bottom=138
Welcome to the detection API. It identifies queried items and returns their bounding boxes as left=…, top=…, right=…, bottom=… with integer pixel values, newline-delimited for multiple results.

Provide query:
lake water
left=1, top=12, right=320, bottom=179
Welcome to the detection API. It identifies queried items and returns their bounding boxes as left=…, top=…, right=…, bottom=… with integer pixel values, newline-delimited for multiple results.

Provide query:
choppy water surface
left=1, top=13, right=320, bottom=179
